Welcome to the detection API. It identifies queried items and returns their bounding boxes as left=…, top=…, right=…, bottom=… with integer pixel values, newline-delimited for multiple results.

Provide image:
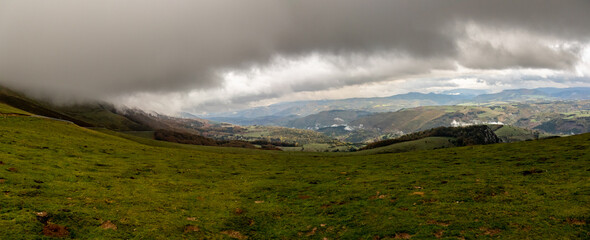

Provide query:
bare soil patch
left=394, top=232, right=412, bottom=239
left=221, top=230, right=248, bottom=239
left=566, top=218, right=586, bottom=225
left=42, top=224, right=70, bottom=238
left=479, top=227, right=501, bottom=236
left=100, top=220, right=117, bottom=230
left=184, top=225, right=200, bottom=233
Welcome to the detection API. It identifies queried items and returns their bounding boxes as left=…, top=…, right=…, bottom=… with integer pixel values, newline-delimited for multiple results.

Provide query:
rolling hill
left=1, top=106, right=589, bottom=239
left=0, top=86, right=333, bottom=149
left=311, top=101, right=590, bottom=143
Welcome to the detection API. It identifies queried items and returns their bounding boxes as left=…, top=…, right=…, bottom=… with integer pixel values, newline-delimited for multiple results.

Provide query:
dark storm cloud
left=0, top=0, right=589, bottom=103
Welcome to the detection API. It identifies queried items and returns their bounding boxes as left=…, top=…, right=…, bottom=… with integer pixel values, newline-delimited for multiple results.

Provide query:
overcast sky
left=1, top=0, right=589, bottom=115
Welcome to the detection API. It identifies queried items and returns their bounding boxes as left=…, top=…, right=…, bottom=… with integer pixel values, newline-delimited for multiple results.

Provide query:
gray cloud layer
left=0, top=0, right=589, bottom=105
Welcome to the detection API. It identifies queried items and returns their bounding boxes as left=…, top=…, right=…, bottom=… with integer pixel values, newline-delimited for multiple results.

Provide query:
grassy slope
left=1, top=116, right=589, bottom=239
left=493, top=125, right=543, bottom=142
left=56, top=104, right=149, bottom=131
left=354, top=137, right=456, bottom=155
left=0, top=86, right=147, bottom=131
left=0, top=102, right=31, bottom=115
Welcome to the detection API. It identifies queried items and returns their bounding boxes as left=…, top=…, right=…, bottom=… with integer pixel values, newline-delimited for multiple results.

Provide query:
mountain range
left=203, top=87, right=590, bottom=126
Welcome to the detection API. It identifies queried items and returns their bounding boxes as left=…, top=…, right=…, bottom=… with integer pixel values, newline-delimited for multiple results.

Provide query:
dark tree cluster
left=360, top=125, right=501, bottom=150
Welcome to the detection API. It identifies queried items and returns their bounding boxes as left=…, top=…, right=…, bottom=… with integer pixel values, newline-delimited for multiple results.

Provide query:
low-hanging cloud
left=0, top=0, right=589, bottom=110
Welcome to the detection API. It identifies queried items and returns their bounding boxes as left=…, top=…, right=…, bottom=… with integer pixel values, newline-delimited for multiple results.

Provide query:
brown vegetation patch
left=154, top=129, right=259, bottom=149
left=321, top=201, right=347, bottom=209
left=184, top=225, right=200, bottom=233
left=427, top=220, right=449, bottom=227
left=7, top=167, right=17, bottom=172
left=369, top=192, right=387, bottom=200
left=221, top=230, right=248, bottom=240
left=100, top=220, right=117, bottom=230
left=306, top=227, right=318, bottom=236
left=394, top=232, right=412, bottom=239
left=369, top=191, right=388, bottom=200
left=298, top=195, right=311, bottom=200
left=411, top=192, right=424, bottom=196
left=420, top=198, right=438, bottom=204
left=434, top=230, right=444, bottom=238
left=233, top=208, right=244, bottom=215
left=566, top=218, right=586, bottom=225
left=0, top=179, right=5, bottom=184
left=42, top=223, right=70, bottom=238
left=478, top=227, right=501, bottom=236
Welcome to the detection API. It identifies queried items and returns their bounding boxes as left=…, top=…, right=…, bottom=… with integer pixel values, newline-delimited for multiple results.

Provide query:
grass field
left=0, top=102, right=31, bottom=115
left=1, top=115, right=589, bottom=239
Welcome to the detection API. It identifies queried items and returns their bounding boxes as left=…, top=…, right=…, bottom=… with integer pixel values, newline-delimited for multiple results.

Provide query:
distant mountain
left=538, top=87, right=590, bottom=100
left=204, top=92, right=471, bottom=122
left=472, top=89, right=553, bottom=103
left=206, top=115, right=299, bottom=127
left=201, top=87, right=590, bottom=126
left=440, top=89, right=490, bottom=96
left=471, top=87, right=590, bottom=103
left=286, top=110, right=373, bottom=130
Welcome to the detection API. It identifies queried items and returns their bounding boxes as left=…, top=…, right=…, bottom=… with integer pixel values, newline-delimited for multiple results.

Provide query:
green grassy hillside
left=354, top=137, right=455, bottom=155
left=1, top=115, right=589, bottom=239
left=492, top=125, right=547, bottom=142
left=0, top=86, right=147, bottom=131
left=0, top=102, right=31, bottom=115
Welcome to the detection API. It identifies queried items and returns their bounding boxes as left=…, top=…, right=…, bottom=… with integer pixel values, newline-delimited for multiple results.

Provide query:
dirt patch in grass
left=233, top=208, right=244, bottom=215
left=434, top=230, right=444, bottom=238
left=100, top=220, right=117, bottom=230
left=427, top=220, right=450, bottom=227
left=479, top=227, right=501, bottom=236
left=183, top=225, right=200, bottom=233
left=0, top=178, right=5, bottom=184
left=298, top=195, right=311, bottom=200
left=221, top=230, right=248, bottom=239
left=411, top=192, right=425, bottom=196
left=369, top=192, right=388, bottom=200
left=566, top=218, right=586, bottom=225
left=394, top=232, right=412, bottom=239
left=42, top=223, right=70, bottom=238
left=306, top=227, right=318, bottom=236
left=7, top=167, right=17, bottom=172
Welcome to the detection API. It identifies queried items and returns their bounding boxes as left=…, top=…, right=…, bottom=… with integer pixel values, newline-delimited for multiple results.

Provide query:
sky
left=0, top=0, right=589, bottom=115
